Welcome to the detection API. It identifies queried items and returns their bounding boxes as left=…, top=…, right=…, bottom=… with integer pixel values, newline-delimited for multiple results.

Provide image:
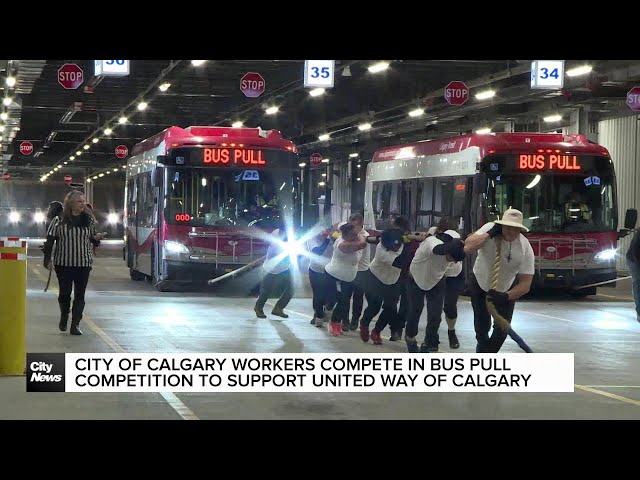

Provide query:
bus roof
left=371, top=132, right=610, bottom=163
left=131, top=125, right=296, bottom=157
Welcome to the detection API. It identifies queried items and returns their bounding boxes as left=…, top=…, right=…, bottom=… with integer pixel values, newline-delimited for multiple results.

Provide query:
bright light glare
left=34, top=212, right=45, bottom=223
left=108, top=213, right=119, bottom=224
left=594, top=248, right=616, bottom=261
left=526, top=174, right=541, bottom=189
left=9, top=211, right=20, bottom=222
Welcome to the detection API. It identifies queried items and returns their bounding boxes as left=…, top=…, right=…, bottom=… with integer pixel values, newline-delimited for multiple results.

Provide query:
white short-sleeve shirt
left=472, top=222, right=535, bottom=292
left=409, top=236, right=455, bottom=291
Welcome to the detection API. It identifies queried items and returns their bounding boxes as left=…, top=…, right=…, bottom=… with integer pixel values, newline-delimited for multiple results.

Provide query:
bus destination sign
left=203, top=148, right=266, bottom=166
left=518, top=154, right=581, bottom=171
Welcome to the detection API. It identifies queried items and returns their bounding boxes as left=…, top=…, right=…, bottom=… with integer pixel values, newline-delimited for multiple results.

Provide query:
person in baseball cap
left=463, top=208, right=535, bottom=353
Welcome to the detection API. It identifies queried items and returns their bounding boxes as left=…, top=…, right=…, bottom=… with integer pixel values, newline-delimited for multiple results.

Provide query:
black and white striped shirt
left=46, top=214, right=97, bottom=267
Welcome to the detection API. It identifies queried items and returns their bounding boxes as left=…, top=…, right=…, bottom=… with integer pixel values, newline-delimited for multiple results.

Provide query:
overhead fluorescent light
left=408, top=108, right=424, bottom=117
left=232, top=121, right=243, bottom=128
left=543, top=114, right=562, bottom=123
left=476, top=128, right=492, bottom=134
left=309, top=88, right=325, bottom=97
left=265, top=106, right=279, bottom=115
left=318, top=133, right=330, bottom=141
left=368, top=62, right=389, bottom=73
left=566, top=65, right=592, bottom=77
left=475, top=89, right=496, bottom=100
left=358, top=123, right=372, bottom=131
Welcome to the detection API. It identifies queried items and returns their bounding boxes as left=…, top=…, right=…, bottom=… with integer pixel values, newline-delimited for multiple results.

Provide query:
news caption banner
left=26, top=353, right=574, bottom=393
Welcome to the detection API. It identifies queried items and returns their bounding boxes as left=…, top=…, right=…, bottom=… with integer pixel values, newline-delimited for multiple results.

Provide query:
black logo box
left=26, top=353, right=66, bottom=392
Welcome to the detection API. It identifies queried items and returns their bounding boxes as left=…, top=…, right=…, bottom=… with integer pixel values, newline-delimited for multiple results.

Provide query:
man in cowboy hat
left=463, top=208, right=535, bottom=353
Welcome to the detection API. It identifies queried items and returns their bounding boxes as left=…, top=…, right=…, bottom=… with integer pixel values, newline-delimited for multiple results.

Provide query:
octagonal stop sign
left=58, top=63, right=84, bottom=90
left=240, top=72, right=265, bottom=98
left=444, top=81, right=469, bottom=106
left=627, top=86, right=640, bottom=111
left=310, top=153, right=323, bottom=167
left=115, top=145, right=128, bottom=159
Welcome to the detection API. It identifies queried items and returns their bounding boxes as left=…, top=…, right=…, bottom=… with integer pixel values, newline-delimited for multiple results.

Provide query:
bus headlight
left=34, top=212, right=45, bottom=223
left=164, top=241, right=190, bottom=254
left=9, top=211, right=20, bottom=222
left=108, top=213, right=119, bottom=224
left=594, top=249, right=616, bottom=261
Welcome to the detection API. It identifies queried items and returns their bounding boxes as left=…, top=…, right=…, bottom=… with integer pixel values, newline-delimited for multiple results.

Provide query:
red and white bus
left=124, top=125, right=300, bottom=291
left=364, top=132, right=636, bottom=295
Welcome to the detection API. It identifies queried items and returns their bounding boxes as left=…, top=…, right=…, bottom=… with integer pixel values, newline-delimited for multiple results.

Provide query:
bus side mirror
left=624, top=208, right=637, bottom=230
left=472, top=172, right=487, bottom=193
left=151, top=168, right=162, bottom=187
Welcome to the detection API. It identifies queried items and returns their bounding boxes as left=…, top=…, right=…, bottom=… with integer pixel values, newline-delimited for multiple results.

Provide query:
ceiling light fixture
left=566, top=65, right=592, bottom=77
left=368, top=62, right=390, bottom=73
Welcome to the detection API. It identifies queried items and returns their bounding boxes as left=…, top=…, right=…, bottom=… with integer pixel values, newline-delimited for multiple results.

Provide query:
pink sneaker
left=327, top=321, right=341, bottom=336
left=370, top=328, right=382, bottom=345
left=359, top=325, right=370, bottom=342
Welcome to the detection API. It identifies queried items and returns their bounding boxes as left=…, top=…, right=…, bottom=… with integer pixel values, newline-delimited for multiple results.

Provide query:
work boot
left=405, top=335, right=419, bottom=353
left=254, top=306, right=267, bottom=318
left=271, top=307, right=289, bottom=318
left=59, top=313, right=69, bottom=332
left=58, top=301, right=70, bottom=332
left=70, top=317, right=83, bottom=336
left=448, top=329, right=460, bottom=349
left=349, top=317, right=359, bottom=331
left=389, top=330, right=403, bottom=341
left=342, top=320, right=351, bottom=332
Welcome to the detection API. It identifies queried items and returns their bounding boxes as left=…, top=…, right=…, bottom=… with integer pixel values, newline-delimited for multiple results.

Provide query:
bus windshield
left=487, top=172, right=616, bottom=233
left=166, top=167, right=295, bottom=230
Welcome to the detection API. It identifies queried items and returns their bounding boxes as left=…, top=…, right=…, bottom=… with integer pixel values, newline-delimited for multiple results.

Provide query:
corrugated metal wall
left=330, top=161, right=352, bottom=224
left=597, top=114, right=640, bottom=272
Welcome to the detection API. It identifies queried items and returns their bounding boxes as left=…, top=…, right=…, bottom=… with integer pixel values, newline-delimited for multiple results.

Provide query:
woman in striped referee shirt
left=42, top=191, right=103, bottom=335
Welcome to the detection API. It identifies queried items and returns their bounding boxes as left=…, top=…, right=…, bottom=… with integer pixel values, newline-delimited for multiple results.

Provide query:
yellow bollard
left=0, top=237, right=27, bottom=376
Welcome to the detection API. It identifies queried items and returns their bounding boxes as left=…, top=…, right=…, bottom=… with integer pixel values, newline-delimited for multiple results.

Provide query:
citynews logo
left=26, top=353, right=66, bottom=392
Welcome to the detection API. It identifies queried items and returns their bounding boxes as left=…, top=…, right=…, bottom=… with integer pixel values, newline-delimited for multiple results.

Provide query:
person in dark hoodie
left=626, top=228, right=640, bottom=323
left=42, top=190, right=103, bottom=335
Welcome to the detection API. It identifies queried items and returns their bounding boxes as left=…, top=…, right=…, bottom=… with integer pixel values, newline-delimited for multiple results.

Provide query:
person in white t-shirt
left=306, top=223, right=334, bottom=327
left=348, top=213, right=370, bottom=332
left=406, top=230, right=466, bottom=353
left=324, top=222, right=367, bottom=336
left=357, top=228, right=410, bottom=345
left=254, top=227, right=293, bottom=319
left=463, top=208, right=535, bottom=353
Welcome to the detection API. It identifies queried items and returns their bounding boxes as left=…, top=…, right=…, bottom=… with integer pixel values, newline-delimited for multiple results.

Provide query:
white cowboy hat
left=494, top=208, right=529, bottom=232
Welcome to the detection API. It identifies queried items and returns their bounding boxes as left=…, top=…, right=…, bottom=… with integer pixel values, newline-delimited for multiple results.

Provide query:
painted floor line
left=29, top=263, right=199, bottom=421
left=574, top=384, right=640, bottom=407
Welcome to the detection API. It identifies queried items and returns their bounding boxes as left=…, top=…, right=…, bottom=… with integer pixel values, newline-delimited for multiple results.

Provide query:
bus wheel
left=570, top=287, right=596, bottom=297
left=130, top=268, right=146, bottom=281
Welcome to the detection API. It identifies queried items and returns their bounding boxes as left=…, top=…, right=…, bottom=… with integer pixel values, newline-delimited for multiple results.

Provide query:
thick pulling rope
left=207, top=255, right=267, bottom=285
left=485, top=238, right=534, bottom=353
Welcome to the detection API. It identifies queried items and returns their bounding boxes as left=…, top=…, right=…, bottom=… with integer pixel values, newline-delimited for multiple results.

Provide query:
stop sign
left=58, top=63, right=84, bottom=90
left=240, top=72, right=265, bottom=98
left=444, top=81, right=469, bottom=106
left=20, top=141, right=33, bottom=155
left=627, top=86, right=640, bottom=111
left=2, top=172, right=9, bottom=181
left=64, top=175, right=72, bottom=183
left=115, top=145, right=128, bottom=159
left=310, top=153, right=323, bottom=167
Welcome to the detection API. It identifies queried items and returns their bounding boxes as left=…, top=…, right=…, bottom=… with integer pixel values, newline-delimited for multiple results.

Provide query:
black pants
left=405, top=277, right=445, bottom=347
left=469, top=274, right=515, bottom=353
left=351, top=271, right=366, bottom=321
left=326, top=272, right=353, bottom=324
left=360, top=270, right=400, bottom=332
left=391, top=276, right=410, bottom=335
left=444, top=274, right=464, bottom=320
left=255, top=270, right=293, bottom=310
left=309, top=269, right=328, bottom=319
left=55, top=266, right=91, bottom=324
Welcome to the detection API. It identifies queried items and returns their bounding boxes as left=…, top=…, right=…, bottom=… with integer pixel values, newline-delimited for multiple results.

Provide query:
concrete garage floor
left=1, top=239, right=639, bottom=420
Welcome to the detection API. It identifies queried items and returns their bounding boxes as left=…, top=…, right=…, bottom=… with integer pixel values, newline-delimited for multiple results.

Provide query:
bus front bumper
left=534, top=267, right=617, bottom=289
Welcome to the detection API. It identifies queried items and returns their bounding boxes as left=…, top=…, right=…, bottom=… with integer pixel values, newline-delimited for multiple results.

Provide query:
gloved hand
left=330, top=230, right=340, bottom=241
left=488, top=223, right=502, bottom=238
left=487, top=289, right=509, bottom=305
